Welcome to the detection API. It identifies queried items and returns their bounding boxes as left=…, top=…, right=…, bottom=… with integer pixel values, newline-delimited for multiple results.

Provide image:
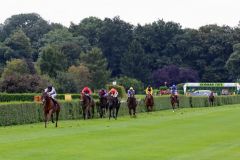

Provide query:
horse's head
left=41, top=91, right=51, bottom=104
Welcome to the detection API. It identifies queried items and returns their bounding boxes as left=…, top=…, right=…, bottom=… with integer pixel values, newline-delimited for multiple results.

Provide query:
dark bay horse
left=170, top=94, right=179, bottom=112
left=81, top=94, right=95, bottom=120
left=145, top=93, right=154, bottom=112
left=41, top=92, right=60, bottom=128
left=127, top=95, right=137, bottom=117
left=98, top=96, right=108, bottom=118
left=209, top=92, right=215, bottom=106
left=107, top=95, right=120, bottom=120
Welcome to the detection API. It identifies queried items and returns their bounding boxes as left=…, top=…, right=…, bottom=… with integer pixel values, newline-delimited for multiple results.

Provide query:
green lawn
left=0, top=105, right=240, bottom=160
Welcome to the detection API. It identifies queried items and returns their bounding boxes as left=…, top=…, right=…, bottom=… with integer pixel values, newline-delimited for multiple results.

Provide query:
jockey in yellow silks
left=145, top=85, right=153, bottom=95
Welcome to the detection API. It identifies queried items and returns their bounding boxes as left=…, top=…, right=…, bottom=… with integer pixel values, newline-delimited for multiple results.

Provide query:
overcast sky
left=0, top=0, right=240, bottom=29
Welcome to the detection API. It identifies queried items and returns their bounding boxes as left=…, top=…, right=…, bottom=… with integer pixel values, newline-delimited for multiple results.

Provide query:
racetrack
left=0, top=104, right=240, bottom=160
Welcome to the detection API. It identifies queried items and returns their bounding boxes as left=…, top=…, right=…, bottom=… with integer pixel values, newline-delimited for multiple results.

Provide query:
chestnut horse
left=41, top=92, right=60, bottom=128
left=81, top=94, right=95, bottom=120
left=170, top=94, right=179, bottom=112
left=145, top=93, right=154, bottom=112
left=127, top=95, right=137, bottom=117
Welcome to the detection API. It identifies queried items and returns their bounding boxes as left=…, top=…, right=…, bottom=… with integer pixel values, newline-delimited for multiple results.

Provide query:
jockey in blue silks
left=171, top=84, right=178, bottom=95
left=127, top=87, right=135, bottom=97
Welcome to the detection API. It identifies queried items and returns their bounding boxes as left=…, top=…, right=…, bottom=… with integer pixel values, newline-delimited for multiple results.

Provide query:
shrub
left=116, top=76, right=144, bottom=94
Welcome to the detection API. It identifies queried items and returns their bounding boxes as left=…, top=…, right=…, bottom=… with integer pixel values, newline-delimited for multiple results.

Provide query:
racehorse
left=170, top=94, right=179, bottom=112
left=41, top=92, right=60, bottom=128
left=127, top=94, right=137, bottom=117
left=145, top=93, right=154, bottom=112
left=107, top=95, right=120, bottom=120
left=98, top=96, right=108, bottom=118
left=208, top=92, right=215, bottom=106
left=81, top=94, right=95, bottom=120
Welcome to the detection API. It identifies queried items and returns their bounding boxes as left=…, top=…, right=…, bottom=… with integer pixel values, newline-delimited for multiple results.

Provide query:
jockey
left=44, top=85, right=58, bottom=106
left=98, top=88, right=108, bottom=98
left=170, top=84, right=178, bottom=96
left=109, top=88, right=118, bottom=97
left=145, top=85, right=153, bottom=95
left=127, top=87, right=135, bottom=97
left=81, top=86, right=92, bottom=100
left=44, top=85, right=57, bottom=99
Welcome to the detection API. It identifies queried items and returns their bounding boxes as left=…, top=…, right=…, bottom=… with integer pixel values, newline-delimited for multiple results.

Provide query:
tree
left=69, top=17, right=103, bottom=46
left=151, top=65, right=199, bottom=87
left=225, top=43, right=240, bottom=79
left=80, top=47, right=110, bottom=89
left=68, top=65, right=92, bottom=91
left=0, top=73, right=48, bottom=93
left=40, top=28, right=90, bottom=68
left=55, top=72, right=77, bottom=93
left=37, top=45, right=67, bottom=78
left=98, top=16, right=133, bottom=76
left=1, top=13, right=51, bottom=44
left=121, top=40, right=150, bottom=83
left=4, top=29, right=33, bottom=59
left=1, top=59, right=30, bottom=78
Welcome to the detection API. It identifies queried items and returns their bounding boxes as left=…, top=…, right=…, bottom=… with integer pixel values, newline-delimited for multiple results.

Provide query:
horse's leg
left=133, top=106, right=136, bottom=117
left=55, top=111, right=59, bottom=127
left=128, top=107, right=131, bottom=116
left=47, top=110, right=53, bottom=121
left=91, top=104, right=94, bottom=119
left=114, top=107, right=117, bottom=120
left=45, top=109, right=53, bottom=127
left=102, top=107, right=106, bottom=118
left=82, top=106, right=86, bottom=120
left=116, top=104, right=120, bottom=120
left=51, top=114, right=55, bottom=123
left=172, top=103, right=175, bottom=112
left=89, top=106, right=92, bottom=119
left=86, top=106, right=90, bottom=119
left=99, top=107, right=102, bottom=118
left=109, top=108, right=112, bottom=120
left=44, top=113, right=47, bottom=128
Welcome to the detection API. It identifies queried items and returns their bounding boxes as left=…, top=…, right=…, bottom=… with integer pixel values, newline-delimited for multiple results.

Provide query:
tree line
left=0, top=13, right=240, bottom=93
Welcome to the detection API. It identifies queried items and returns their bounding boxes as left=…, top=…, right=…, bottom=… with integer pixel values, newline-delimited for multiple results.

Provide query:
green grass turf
left=0, top=104, right=240, bottom=160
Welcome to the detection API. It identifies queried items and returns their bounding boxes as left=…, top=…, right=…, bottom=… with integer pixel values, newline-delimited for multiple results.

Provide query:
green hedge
left=1, top=95, right=240, bottom=126
left=0, top=93, right=98, bottom=102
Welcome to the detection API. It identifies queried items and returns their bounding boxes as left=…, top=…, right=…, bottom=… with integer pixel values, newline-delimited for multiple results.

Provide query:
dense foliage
left=1, top=13, right=240, bottom=92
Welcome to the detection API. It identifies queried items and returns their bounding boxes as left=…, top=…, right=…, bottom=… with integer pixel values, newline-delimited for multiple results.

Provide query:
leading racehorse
left=145, top=93, right=154, bottom=112
left=81, top=94, right=95, bottom=120
left=170, top=94, right=179, bottom=112
left=127, top=94, right=137, bottom=117
left=41, top=92, right=60, bottom=128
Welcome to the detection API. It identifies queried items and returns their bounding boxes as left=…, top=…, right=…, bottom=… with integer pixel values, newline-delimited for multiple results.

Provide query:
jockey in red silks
left=109, top=88, right=118, bottom=97
left=81, top=86, right=92, bottom=100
